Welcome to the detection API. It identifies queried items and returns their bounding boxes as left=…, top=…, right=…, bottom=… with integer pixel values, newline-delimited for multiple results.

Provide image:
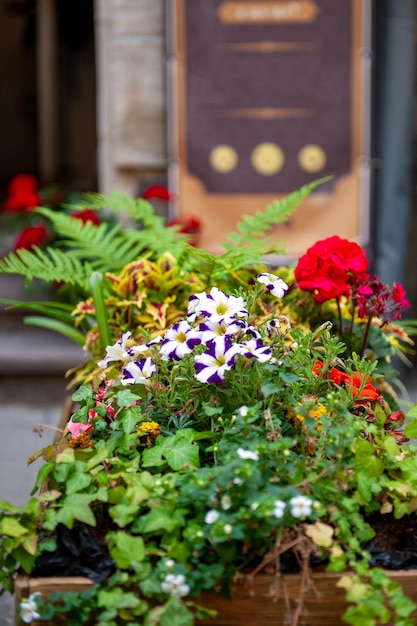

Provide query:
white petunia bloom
left=121, top=357, right=156, bottom=386
left=20, top=593, right=41, bottom=624
left=290, top=495, right=313, bottom=518
left=204, top=509, right=220, bottom=524
left=161, top=573, right=190, bottom=598
left=237, top=447, right=259, bottom=461
left=272, top=499, right=286, bottom=519
left=256, top=273, right=289, bottom=298
left=97, top=331, right=132, bottom=368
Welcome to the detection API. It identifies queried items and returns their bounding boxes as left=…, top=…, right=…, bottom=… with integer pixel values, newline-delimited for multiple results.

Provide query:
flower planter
left=14, top=570, right=417, bottom=626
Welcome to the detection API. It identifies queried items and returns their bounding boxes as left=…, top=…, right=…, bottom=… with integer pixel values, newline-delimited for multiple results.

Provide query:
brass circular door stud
left=298, top=144, right=327, bottom=173
left=209, top=145, right=239, bottom=173
left=251, top=142, right=285, bottom=175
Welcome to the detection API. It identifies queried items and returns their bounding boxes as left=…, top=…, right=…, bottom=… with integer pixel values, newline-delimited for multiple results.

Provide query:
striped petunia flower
left=97, top=332, right=132, bottom=368
left=159, top=321, right=201, bottom=361
left=239, top=338, right=272, bottom=363
left=256, top=273, right=289, bottom=298
left=194, top=287, right=248, bottom=322
left=194, top=337, right=242, bottom=384
left=121, top=357, right=156, bottom=386
left=199, top=317, right=246, bottom=344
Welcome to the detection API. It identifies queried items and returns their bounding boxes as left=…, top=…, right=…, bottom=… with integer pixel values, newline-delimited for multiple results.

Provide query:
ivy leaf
left=0, top=517, right=29, bottom=537
left=72, top=385, right=94, bottom=402
left=135, top=507, right=180, bottom=534
left=116, top=390, right=139, bottom=407
left=109, top=504, right=139, bottom=527
left=108, top=531, right=145, bottom=569
left=355, top=439, right=384, bottom=477
left=404, top=418, right=417, bottom=439
left=160, top=436, right=200, bottom=471
left=160, top=598, right=194, bottom=626
left=142, top=446, right=165, bottom=468
left=65, top=470, right=92, bottom=494
left=56, top=494, right=96, bottom=528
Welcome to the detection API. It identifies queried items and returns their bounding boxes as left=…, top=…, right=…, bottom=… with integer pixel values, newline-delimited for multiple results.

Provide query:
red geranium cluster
left=313, top=360, right=380, bottom=401
left=3, top=174, right=40, bottom=213
left=294, top=235, right=369, bottom=303
left=15, top=224, right=50, bottom=251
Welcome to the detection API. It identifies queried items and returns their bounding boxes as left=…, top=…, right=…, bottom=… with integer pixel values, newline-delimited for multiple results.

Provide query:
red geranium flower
left=166, top=216, right=202, bottom=246
left=15, top=224, right=49, bottom=250
left=142, top=185, right=172, bottom=202
left=294, top=236, right=369, bottom=303
left=3, top=173, right=40, bottom=212
left=70, top=209, right=101, bottom=226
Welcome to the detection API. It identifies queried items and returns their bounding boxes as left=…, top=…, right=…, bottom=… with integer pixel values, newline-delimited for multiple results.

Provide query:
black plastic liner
left=32, top=523, right=115, bottom=583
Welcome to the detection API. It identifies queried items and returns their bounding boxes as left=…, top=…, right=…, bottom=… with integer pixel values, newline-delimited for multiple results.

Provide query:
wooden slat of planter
left=14, top=575, right=93, bottom=626
left=14, top=570, right=417, bottom=626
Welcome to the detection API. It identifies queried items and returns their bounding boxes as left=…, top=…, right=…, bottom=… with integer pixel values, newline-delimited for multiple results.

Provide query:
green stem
left=89, top=271, right=112, bottom=351
left=360, top=314, right=373, bottom=358
left=336, top=297, right=343, bottom=334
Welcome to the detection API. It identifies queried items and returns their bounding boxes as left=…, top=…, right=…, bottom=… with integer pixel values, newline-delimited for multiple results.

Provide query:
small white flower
left=20, top=592, right=41, bottom=624
left=250, top=501, right=259, bottom=511
left=165, top=558, right=175, bottom=569
left=272, top=499, right=286, bottom=518
left=233, top=477, right=244, bottom=486
left=161, top=573, right=190, bottom=597
left=290, top=495, right=313, bottom=518
left=224, top=523, right=233, bottom=534
left=239, top=405, right=249, bottom=417
left=221, top=495, right=232, bottom=510
left=237, top=447, right=259, bottom=461
left=204, top=509, right=220, bottom=524
left=256, top=273, right=289, bottom=298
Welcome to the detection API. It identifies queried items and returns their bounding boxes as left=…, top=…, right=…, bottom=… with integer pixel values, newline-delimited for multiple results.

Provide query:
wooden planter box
left=14, top=570, right=417, bottom=626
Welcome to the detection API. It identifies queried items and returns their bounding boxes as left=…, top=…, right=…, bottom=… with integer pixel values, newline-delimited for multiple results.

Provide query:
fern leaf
left=223, top=176, right=332, bottom=251
left=0, top=247, right=91, bottom=289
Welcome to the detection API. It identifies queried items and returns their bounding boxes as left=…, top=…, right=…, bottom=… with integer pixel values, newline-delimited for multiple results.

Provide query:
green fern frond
left=0, top=246, right=91, bottom=289
left=65, top=191, right=159, bottom=222
left=35, top=207, right=145, bottom=271
left=223, top=177, right=332, bottom=251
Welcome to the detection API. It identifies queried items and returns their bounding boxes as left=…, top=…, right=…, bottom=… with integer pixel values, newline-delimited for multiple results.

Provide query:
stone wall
left=95, top=0, right=167, bottom=197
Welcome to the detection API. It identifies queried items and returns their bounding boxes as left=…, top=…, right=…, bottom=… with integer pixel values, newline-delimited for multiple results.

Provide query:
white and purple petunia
left=187, top=291, right=207, bottom=322
left=194, top=337, right=242, bottom=384
left=256, top=273, right=289, bottom=298
left=159, top=321, right=201, bottom=361
left=122, top=344, right=152, bottom=360
left=239, top=338, right=272, bottom=363
left=199, top=317, right=246, bottom=345
left=97, top=331, right=132, bottom=368
left=192, top=287, right=248, bottom=322
left=121, top=357, right=156, bottom=386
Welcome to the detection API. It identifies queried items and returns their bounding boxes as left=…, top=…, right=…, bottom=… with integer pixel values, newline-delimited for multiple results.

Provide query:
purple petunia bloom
left=97, top=331, right=132, bottom=368
left=160, top=321, right=201, bottom=361
left=194, top=337, right=242, bottom=384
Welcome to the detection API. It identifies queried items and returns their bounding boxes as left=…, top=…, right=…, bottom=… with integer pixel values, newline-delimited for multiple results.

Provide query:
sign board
left=168, top=0, right=371, bottom=257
